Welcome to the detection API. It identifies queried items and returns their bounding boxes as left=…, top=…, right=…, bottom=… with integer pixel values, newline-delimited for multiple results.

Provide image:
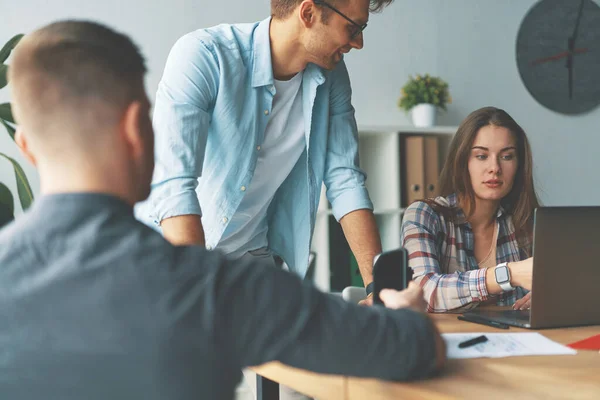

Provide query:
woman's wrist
left=507, top=261, right=522, bottom=287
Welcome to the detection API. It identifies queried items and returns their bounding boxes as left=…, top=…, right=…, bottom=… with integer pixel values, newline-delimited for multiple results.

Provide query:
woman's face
left=468, top=125, right=518, bottom=204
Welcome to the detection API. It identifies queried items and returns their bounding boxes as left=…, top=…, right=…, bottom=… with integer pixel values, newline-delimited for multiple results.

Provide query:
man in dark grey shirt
left=0, top=20, right=445, bottom=400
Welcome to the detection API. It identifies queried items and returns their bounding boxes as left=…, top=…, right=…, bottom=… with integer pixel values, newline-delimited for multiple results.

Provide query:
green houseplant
left=0, top=33, right=34, bottom=228
left=397, top=74, right=451, bottom=127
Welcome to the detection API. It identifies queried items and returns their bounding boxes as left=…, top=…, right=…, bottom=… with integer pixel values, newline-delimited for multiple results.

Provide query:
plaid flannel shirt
left=401, top=193, right=529, bottom=313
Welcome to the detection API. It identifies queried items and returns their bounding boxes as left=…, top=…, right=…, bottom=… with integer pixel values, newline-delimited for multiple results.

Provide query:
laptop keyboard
left=498, top=310, right=531, bottom=321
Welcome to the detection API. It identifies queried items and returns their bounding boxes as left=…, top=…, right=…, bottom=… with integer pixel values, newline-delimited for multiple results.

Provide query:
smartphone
left=372, top=248, right=412, bottom=306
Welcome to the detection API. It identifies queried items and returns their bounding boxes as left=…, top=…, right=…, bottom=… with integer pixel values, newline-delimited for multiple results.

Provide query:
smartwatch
left=494, top=262, right=514, bottom=292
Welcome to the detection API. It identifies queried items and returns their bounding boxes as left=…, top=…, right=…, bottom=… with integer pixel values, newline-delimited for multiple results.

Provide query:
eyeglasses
left=313, top=0, right=367, bottom=39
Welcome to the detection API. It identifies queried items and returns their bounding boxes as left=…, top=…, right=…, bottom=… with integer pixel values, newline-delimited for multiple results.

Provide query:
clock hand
left=566, top=1, right=584, bottom=100
left=568, top=52, right=573, bottom=99
left=571, top=0, right=585, bottom=44
left=530, top=48, right=589, bottom=66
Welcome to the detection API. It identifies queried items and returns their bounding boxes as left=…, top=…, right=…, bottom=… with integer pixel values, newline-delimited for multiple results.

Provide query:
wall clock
left=516, top=0, right=600, bottom=115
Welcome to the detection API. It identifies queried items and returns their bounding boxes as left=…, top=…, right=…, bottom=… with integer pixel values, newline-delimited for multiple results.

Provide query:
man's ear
left=299, top=0, right=318, bottom=28
left=121, top=101, right=145, bottom=160
left=15, top=129, right=37, bottom=166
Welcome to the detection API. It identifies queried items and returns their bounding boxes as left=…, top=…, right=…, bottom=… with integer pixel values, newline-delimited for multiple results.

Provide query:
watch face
left=516, top=0, right=600, bottom=115
left=495, top=266, right=509, bottom=283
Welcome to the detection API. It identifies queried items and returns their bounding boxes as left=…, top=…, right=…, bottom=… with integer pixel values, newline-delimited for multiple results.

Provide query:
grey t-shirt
left=0, top=193, right=438, bottom=400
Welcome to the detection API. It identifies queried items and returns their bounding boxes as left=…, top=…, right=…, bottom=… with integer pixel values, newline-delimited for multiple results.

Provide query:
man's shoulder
left=176, top=20, right=262, bottom=56
left=0, top=211, right=39, bottom=248
left=0, top=221, right=20, bottom=252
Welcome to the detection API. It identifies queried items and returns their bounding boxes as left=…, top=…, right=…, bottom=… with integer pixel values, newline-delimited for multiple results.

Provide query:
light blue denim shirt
left=139, top=17, right=373, bottom=277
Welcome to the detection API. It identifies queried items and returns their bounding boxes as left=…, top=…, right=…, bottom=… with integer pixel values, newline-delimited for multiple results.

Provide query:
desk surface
left=253, top=313, right=600, bottom=399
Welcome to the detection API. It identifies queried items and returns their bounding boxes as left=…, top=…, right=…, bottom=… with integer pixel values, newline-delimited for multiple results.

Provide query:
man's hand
left=513, top=292, right=532, bottom=310
left=379, top=282, right=426, bottom=312
left=358, top=293, right=373, bottom=306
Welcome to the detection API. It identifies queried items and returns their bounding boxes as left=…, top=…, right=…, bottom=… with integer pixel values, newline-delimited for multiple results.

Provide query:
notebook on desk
left=463, top=207, right=600, bottom=329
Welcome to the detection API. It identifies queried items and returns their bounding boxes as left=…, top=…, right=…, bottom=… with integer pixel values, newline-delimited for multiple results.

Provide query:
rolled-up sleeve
left=150, top=34, right=220, bottom=222
left=323, top=60, right=373, bottom=221
left=401, top=202, right=489, bottom=313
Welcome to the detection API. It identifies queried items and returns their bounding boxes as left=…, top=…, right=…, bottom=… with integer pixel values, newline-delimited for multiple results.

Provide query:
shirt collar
left=251, top=17, right=275, bottom=88
left=36, top=192, right=133, bottom=216
left=251, top=17, right=325, bottom=88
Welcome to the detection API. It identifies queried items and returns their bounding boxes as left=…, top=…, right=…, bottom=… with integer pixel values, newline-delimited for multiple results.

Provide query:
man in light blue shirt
left=139, top=0, right=395, bottom=293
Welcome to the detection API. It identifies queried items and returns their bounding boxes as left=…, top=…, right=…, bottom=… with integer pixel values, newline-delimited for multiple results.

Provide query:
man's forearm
left=339, top=209, right=382, bottom=286
left=160, top=214, right=205, bottom=247
left=232, top=261, right=442, bottom=380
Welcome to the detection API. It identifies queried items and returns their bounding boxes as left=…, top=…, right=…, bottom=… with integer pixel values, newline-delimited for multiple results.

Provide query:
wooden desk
left=253, top=363, right=346, bottom=400
left=253, top=313, right=600, bottom=399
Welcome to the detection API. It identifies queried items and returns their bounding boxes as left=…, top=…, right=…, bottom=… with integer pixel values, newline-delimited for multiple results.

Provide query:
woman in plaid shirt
left=401, top=107, right=541, bottom=313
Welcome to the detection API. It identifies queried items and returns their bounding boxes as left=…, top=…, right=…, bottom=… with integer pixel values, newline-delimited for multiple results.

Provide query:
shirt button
left=256, top=145, right=261, bottom=151
left=240, top=186, right=246, bottom=191
left=206, top=245, right=212, bottom=251
left=222, top=217, right=228, bottom=223
left=264, top=109, right=269, bottom=115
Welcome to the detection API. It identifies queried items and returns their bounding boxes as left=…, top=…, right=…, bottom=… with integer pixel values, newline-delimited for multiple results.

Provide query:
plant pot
left=410, top=104, right=437, bottom=127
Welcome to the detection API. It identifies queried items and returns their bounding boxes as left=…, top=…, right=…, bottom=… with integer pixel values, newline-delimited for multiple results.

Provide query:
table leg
left=256, top=375, right=279, bottom=400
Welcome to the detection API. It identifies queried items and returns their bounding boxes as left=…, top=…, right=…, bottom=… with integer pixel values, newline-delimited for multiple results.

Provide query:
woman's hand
left=508, top=257, right=533, bottom=290
left=513, top=291, right=531, bottom=310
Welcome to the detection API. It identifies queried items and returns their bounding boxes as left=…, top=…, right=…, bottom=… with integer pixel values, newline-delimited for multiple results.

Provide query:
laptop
left=463, top=206, right=600, bottom=329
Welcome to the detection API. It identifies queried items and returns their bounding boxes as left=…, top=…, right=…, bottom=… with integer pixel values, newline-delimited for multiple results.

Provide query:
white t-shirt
left=217, top=72, right=306, bottom=258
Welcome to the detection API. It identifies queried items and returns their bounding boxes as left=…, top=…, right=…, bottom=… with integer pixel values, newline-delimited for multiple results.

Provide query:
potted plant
left=398, top=74, right=451, bottom=127
left=0, top=33, right=34, bottom=228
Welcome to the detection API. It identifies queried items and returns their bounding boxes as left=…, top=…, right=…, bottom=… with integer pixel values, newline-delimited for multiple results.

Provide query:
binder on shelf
left=401, top=136, right=425, bottom=207
left=424, top=136, right=440, bottom=199
left=400, top=136, right=440, bottom=207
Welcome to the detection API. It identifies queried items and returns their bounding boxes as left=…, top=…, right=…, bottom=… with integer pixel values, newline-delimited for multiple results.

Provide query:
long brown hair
left=438, top=106, right=540, bottom=244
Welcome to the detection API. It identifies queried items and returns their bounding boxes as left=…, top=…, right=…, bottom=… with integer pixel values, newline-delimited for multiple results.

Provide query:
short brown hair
left=271, top=0, right=394, bottom=20
left=10, top=20, right=146, bottom=142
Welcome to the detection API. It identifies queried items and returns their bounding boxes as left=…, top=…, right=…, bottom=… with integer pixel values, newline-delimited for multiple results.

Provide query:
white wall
left=2, top=0, right=599, bottom=213
left=346, top=0, right=600, bottom=206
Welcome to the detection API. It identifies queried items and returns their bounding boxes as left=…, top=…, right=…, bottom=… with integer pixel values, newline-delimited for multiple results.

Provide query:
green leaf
left=0, top=119, right=16, bottom=141
left=0, top=34, right=24, bottom=64
left=0, top=64, right=7, bottom=89
left=0, top=103, right=14, bottom=123
left=0, top=181, right=14, bottom=227
left=398, top=73, right=451, bottom=111
left=0, top=152, right=34, bottom=210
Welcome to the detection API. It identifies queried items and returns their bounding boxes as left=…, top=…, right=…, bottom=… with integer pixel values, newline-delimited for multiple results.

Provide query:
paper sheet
left=443, top=332, right=577, bottom=359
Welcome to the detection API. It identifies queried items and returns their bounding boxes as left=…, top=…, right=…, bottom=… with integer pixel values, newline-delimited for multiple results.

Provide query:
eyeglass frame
left=313, top=0, right=368, bottom=39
